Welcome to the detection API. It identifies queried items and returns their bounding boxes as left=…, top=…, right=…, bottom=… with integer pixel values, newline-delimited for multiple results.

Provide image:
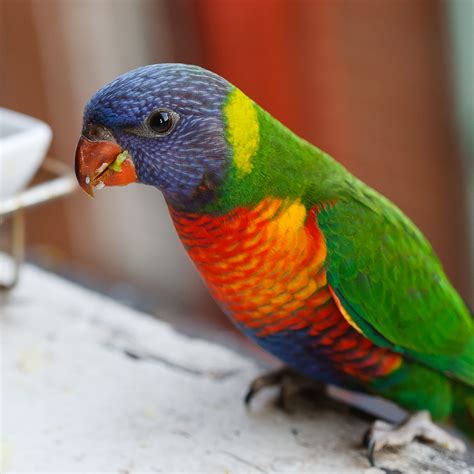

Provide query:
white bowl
left=0, top=108, right=52, bottom=199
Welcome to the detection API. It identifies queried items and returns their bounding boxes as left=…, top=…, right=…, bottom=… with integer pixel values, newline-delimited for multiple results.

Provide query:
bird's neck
left=201, top=104, right=349, bottom=215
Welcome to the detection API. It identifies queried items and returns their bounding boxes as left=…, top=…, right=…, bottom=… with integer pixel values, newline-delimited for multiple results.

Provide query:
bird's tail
left=452, top=381, right=474, bottom=440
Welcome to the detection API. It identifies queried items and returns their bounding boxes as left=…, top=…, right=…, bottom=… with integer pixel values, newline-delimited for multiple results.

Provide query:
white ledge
left=1, top=261, right=472, bottom=473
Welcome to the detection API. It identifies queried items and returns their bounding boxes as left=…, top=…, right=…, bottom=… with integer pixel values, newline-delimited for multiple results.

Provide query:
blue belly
left=239, top=323, right=361, bottom=389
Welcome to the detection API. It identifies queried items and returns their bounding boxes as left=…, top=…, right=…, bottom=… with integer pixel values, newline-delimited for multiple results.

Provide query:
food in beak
left=75, top=136, right=137, bottom=196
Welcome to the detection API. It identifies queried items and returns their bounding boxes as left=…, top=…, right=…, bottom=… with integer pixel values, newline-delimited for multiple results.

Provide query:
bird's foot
left=364, top=410, right=466, bottom=467
left=244, top=366, right=325, bottom=410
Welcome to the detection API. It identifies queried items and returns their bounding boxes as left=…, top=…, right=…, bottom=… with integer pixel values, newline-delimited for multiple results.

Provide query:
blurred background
left=1, top=0, right=473, bottom=346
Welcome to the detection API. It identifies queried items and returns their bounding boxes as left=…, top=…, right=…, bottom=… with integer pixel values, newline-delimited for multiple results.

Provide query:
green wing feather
left=316, top=180, right=474, bottom=386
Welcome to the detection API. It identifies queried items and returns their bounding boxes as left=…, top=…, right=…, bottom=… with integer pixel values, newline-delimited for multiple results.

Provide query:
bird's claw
left=363, top=410, right=466, bottom=469
left=245, top=366, right=324, bottom=411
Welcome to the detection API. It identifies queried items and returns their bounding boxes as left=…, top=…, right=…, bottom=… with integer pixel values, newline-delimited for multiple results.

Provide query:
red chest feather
left=170, top=198, right=401, bottom=380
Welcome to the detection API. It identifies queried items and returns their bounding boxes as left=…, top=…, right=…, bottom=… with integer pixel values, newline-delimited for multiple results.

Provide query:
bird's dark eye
left=147, top=109, right=178, bottom=136
left=124, top=108, right=179, bottom=138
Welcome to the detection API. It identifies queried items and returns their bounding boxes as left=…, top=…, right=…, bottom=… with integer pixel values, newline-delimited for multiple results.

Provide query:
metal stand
left=0, top=158, right=76, bottom=290
left=0, top=210, right=24, bottom=290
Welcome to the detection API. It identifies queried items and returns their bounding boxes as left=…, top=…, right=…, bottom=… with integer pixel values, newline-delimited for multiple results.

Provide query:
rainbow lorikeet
left=75, top=64, right=473, bottom=461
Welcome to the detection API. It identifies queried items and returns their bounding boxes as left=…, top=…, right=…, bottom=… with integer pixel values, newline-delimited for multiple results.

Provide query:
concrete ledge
left=1, top=262, right=472, bottom=473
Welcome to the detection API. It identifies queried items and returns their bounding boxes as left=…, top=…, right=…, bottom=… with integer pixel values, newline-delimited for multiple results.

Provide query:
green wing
left=316, top=183, right=474, bottom=386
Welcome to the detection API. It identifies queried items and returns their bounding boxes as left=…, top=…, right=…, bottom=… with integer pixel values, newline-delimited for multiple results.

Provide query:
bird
left=75, top=63, right=473, bottom=464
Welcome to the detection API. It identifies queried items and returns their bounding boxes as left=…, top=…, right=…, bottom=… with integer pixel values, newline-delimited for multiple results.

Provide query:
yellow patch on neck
left=274, top=200, right=307, bottom=233
left=224, top=88, right=259, bottom=176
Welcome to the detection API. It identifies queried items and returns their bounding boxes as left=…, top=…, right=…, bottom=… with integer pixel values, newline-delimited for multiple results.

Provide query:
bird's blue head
left=76, top=64, right=242, bottom=210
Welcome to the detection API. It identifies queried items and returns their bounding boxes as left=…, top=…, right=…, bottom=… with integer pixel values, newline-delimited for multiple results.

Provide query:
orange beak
left=74, top=136, right=138, bottom=197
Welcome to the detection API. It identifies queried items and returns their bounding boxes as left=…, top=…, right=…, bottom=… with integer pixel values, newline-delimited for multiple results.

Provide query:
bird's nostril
left=83, top=123, right=116, bottom=142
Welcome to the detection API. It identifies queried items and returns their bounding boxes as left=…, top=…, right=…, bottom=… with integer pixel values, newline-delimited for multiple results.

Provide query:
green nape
left=204, top=103, right=351, bottom=214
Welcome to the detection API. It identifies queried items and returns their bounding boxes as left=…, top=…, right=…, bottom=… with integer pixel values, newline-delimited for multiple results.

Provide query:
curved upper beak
left=75, top=135, right=138, bottom=197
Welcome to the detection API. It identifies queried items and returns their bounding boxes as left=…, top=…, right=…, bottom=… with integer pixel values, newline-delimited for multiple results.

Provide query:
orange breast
left=170, top=198, right=401, bottom=380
